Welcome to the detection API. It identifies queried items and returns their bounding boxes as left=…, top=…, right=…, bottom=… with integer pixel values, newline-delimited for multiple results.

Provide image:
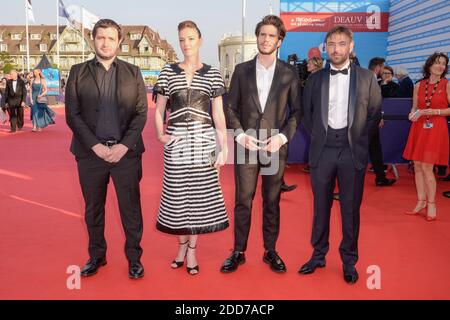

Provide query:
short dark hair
left=178, top=20, right=202, bottom=38
left=93, top=19, right=123, bottom=40
left=368, top=57, right=386, bottom=71
left=325, top=25, right=353, bottom=43
left=255, top=15, right=286, bottom=40
left=422, top=52, right=449, bottom=79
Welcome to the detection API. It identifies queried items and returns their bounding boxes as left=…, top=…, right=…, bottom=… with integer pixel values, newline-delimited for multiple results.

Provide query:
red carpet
left=0, top=104, right=449, bottom=300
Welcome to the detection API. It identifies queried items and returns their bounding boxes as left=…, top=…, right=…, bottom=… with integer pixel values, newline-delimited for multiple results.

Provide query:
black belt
left=101, top=139, right=119, bottom=147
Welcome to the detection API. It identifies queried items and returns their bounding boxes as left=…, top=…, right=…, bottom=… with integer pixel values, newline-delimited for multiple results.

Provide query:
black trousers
left=233, top=160, right=285, bottom=252
left=310, top=127, right=365, bottom=267
left=76, top=155, right=143, bottom=262
left=6, top=106, right=24, bottom=131
left=369, top=127, right=386, bottom=180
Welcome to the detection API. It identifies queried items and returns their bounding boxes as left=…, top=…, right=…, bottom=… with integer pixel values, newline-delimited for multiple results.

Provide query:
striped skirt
left=156, top=121, right=229, bottom=235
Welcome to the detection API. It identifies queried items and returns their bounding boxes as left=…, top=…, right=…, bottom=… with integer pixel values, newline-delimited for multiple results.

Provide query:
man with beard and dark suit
left=4, top=70, right=26, bottom=132
left=65, top=19, right=148, bottom=279
left=221, top=15, right=301, bottom=274
left=299, top=26, right=382, bottom=284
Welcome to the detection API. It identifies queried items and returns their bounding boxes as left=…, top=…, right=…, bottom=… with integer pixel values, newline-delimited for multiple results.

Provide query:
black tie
left=330, top=68, right=349, bottom=75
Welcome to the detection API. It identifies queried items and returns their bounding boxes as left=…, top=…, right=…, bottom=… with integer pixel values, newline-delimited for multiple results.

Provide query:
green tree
left=0, top=52, right=16, bottom=74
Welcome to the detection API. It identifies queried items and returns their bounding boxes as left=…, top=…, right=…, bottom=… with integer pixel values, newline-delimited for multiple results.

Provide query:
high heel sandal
left=171, top=240, right=189, bottom=269
left=186, top=244, right=199, bottom=275
left=425, top=202, right=437, bottom=222
left=405, top=200, right=427, bottom=215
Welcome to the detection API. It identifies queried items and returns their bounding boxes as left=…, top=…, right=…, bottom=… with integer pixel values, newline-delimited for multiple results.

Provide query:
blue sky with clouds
left=4, top=0, right=280, bottom=67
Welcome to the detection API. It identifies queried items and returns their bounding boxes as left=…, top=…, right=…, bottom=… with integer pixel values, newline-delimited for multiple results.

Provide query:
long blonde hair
left=33, top=69, right=45, bottom=81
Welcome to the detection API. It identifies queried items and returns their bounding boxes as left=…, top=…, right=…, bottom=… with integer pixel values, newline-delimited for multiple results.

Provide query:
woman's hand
left=408, top=110, right=421, bottom=121
left=214, top=148, right=228, bottom=169
left=419, top=109, right=439, bottom=117
left=159, top=134, right=173, bottom=145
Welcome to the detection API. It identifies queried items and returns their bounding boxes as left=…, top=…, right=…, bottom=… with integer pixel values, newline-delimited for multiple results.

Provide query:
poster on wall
left=41, top=68, right=60, bottom=96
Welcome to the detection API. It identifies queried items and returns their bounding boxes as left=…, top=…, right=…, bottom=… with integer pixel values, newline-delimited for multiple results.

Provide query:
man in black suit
left=221, top=15, right=301, bottom=274
left=4, top=70, right=26, bottom=132
left=65, top=19, right=148, bottom=279
left=299, top=26, right=382, bottom=284
left=367, top=57, right=396, bottom=187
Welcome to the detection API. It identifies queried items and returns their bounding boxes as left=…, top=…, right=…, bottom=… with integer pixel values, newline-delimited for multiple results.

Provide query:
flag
left=58, top=0, right=70, bottom=19
left=65, top=4, right=99, bottom=30
left=81, top=7, right=100, bottom=30
left=26, top=0, right=35, bottom=22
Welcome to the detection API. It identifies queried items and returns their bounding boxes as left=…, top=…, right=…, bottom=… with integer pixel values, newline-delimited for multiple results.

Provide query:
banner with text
left=280, top=0, right=391, bottom=69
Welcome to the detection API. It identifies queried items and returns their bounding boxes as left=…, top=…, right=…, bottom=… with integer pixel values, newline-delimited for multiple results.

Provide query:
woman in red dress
left=403, top=52, right=450, bottom=221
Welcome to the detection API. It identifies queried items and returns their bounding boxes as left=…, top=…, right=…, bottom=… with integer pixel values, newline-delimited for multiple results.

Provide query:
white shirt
left=12, top=80, right=17, bottom=93
left=256, top=57, right=276, bottom=113
left=236, top=57, right=288, bottom=145
left=328, top=60, right=350, bottom=129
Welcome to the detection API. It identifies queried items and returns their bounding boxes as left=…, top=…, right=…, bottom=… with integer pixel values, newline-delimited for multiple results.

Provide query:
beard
left=258, top=43, right=278, bottom=56
left=329, top=54, right=348, bottom=66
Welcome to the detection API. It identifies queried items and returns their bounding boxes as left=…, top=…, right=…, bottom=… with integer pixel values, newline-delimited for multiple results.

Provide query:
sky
left=3, top=0, right=281, bottom=67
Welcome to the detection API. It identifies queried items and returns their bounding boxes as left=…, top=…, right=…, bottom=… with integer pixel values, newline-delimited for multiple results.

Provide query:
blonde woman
left=29, top=69, right=55, bottom=132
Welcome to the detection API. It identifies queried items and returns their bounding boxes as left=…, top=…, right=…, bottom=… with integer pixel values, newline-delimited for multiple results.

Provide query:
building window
left=130, top=33, right=142, bottom=40
left=12, top=33, right=22, bottom=40
left=40, top=44, right=47, bottom=52
left=122, top=44, right=129, bottom=52
left=0, top=44, right=7, bottom=52
left=20, top=44, right=27, bottom=52
left=50, top=33, right=57, bottom=40
left=31, top=33, right=41, bottom=40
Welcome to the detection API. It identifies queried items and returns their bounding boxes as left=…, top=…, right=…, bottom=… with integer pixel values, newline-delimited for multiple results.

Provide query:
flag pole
left=57, top=0, right=60, bottom=68
left=81, top=6, right=85, bottom=62
left=25, top=0, right=31, bottom=72
left=241, top=0, right=246, bottom=63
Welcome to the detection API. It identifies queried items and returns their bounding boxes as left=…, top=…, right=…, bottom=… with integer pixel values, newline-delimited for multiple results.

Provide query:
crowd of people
left=62, top=16, right=449, bottom=285
left=2, top=14, right=448, bottom=284
left=0, top=69, right=59, bottom=133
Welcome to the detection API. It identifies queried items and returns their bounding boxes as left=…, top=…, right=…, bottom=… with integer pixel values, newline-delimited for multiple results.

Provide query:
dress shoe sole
left=80, top=261, right=107, bottom=277
left=220, top=259, right=245, bottom=273
left=298, top=264, right=325, bottom=275
left=263, top=257, right=286, bottom=273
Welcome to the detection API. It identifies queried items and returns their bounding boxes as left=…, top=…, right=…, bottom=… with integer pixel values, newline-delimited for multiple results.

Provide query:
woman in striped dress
left=153, top=21, right=229, bottom=275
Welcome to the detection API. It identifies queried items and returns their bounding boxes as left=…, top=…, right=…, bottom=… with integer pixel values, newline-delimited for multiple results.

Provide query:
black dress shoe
left=375, top=178, right=396, bottom=186
left=298, top=259, right=325, bottom=275
left=343, top=266, right=359, bottom=284
left=129, top=261, right=144, bottom=279
left=281, top=183, right=297, bottom=193
left=80, top=257, right=107, bottom=277
left=220, top=251, right=245, bottom=273
left=263, top=251, right=286, bottom=273
left=443, top=191, right=450, bottom=198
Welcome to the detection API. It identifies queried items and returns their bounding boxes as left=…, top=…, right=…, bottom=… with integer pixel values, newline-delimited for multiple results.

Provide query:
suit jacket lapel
left=321, top=68, right=330, bottom=130
left=116, top=61, right=125, bottom=121
left=87, top=59, right=100, bottom=97
left=263, top=59, right=282, bottom=115
left=248, top=57, right=263, bottom=114
left=348, top=64, right=357, bottom=129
